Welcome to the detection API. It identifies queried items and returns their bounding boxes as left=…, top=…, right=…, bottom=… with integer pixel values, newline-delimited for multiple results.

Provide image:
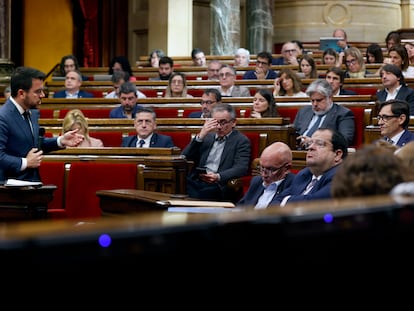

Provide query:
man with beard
left=109, top=82, right=143, bottom=119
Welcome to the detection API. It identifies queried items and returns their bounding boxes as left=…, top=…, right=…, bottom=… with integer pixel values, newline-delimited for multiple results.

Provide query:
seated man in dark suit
left=109, top=82, right=143, bottom=119
left=237, top=142, right=295, bottom=209
left=376, top=99, right=414, bottom=147
left=270, top=128, right=348, bottom=207
left=243, top=51, right=277, bottom=80
left=121, top=107, right=175, bottom=148
left=376, top=64, right=414, bottom=114
left=325, top=67, right=358, bottom=96
left=188, top=88, right=222, bottom=118
left=294, top=79, right=355, bottom=149
left=53, top=70, right=94, bottom=98
left=182, top=103, right=251, bottom=203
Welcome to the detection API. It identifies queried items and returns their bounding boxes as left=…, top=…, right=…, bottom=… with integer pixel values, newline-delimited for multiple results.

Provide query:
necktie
left=23, top=111, right=34, bottom=137
left=385, top=137, right=394, bottom=145
left=303, top=177, right=318, bottom=195
left=138, top=139, right=145, bottom=148
left=306, top=115, right=323, bottom=137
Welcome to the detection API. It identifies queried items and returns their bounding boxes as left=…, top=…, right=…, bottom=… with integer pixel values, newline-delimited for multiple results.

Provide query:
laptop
left=319, top=37, right=343, bottom=53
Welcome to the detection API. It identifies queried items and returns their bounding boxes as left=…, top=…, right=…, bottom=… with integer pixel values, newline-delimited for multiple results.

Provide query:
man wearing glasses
left=271, top=128, right=348, bottom=207
left=182, top=103, right=251, bottom=203
left=243, top=51, right=277, bottom=80
left=294, top=79, right=355, bottom=149
left=188, top=88, right=222, bottom=118
left=237, top=142, right=295, bottom=209
left=218, top=64, right=250, bottom=97
left=376, top=99, right=414, bottom=147
left=272, top=41, right=300, bottom=66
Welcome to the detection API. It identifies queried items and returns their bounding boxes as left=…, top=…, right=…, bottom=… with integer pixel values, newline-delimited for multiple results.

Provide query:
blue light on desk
left=323, top=213, right=333, bottom=223
left=98, top=234, right=112, bottom=248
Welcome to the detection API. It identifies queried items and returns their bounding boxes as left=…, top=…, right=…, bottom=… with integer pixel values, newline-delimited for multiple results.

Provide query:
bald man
left=237, top=142, right=295, bottom=209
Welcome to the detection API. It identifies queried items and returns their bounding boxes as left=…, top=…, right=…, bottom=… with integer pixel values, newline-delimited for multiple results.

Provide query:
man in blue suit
left=270, top=128, right=348, bottom=207
left=188, top=88, right=222, bottom=119
left=376, top=64, right=414, bottom=114
left=0, top=67, right=84, bottom=182
left=237, top=142, right=295, bottom=209
left=121, top=107, right=175, bottom=148
left=376, top=99, right=414, bottom=147
left=109, top=82, right=143, bottom=119
left=53, top=70, right=94, bottom=98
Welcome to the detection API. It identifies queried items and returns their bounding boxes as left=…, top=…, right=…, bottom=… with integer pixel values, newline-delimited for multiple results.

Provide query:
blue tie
left=306, top=115, right=323, bottom=137
left=139, top=139, right=145, bottom=147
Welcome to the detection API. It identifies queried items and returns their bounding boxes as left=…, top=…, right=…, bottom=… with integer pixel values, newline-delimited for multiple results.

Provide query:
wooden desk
left=0, top=185, right=57, bottom=221
left=97, top=189, right=189, bottom=215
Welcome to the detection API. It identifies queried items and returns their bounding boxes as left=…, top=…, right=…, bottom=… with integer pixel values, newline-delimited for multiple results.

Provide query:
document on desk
left=157, top=199, right=235, bottom=208
left=4, top=179, right=43, bottom=187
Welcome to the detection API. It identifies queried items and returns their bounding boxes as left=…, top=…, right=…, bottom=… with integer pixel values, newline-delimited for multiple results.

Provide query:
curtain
left=78, top=0, right=99, bottom=67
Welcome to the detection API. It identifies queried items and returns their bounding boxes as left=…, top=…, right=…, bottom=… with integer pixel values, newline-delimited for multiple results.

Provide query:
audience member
left=331, top=144, right=406, bottom=198
left=53, top=70, right=94, bottom=98
left=366, top=43, right=384, bottom=64
left=164, top=72, right=193, bottom=98
left=292, top=39, right=307, bottom=55
left=394, top=140, right=414, bottom=176
left=108, top=56, right=137, bottom=82
left=234, top=48, right=250, bottom=67
left=149, top=56, right=174, bottom=81
left=188, top=88, right=222, bottom=118
left=294, top=79, right=355, bottom=148
left=273, top=68, right=307, bottom=97
left=333, top=28, right=351, bottom=51
left=237, top=142, right=295, bottom=209
left=250, top=88, right=279, bottom=118
left=375, top=99, right=414, bottom=147
left=207, top=60, right=223, bottom=81
left=344, top=47, right=369, bottom=78
left=148, top=49, right=165, bottom=68
left=3, top=86, right=10, bottom=99
left=191, top=48, right=207, bottom=67
left=181, top=103, right=251, bottom=203
left=105, top=70, right=146, bottom=99
left=272, top=41, right=300, bottom=66
left=57, top=54, right=88, bottom=81
left=387, top=44, right=414, bottom=78
left=62, top=109, right=103, bottom=147
left=243, top=51, right=277, bottom=80
left=322, top=48, right=340, bottom=67
left=404, top=41, right=414, bottom=65
left=385, top=30, right=401, bottom=51
left=121, top=107, right=175, bottom=148
left=376, top=64, right=414, bottom=113
left=0, top=66, right=84, bottom=182
left=325, top=67, right=357, bottom=96
left=217, top=64, right=250, bottom=97
left=271, top=128, right=348, bottom=207
left=109, top=81, right=143, bottom=119
left=298, top=54, right=318, bottom=79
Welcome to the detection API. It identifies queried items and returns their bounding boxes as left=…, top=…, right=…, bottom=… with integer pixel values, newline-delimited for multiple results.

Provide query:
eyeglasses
left=216, top=119, right=233, bottom=126
left=258, top=163, right=287, bottom=175
left=200, top=100, right=216, bottom=105
left=219, top=72, right=235, bottom=78
left=377, top=114, right=400, bottom=122
left=256, top=60, right=269, bottom=66
left=303, top=138, right=331, bottom=150
left=345, top=59, right=358, bottom=66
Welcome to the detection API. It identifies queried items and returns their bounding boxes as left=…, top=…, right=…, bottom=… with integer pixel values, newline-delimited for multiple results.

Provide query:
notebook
left=319, top=37, right=343, bottom=53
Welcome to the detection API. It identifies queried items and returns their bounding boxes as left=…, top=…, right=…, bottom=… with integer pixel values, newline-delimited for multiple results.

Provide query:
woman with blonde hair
left=164, top=72, right=193, bottom=98
left=62, top=109, right=104, bottom=147
left=344, top=47, right=369, bottom=78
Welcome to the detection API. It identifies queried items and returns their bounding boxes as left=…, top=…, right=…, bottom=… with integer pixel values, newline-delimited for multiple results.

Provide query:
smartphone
left=195, top=167, right=207, bottom=175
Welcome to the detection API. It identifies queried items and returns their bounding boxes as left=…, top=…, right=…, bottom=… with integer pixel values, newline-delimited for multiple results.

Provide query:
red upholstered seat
left=64, top=162, right=137, bottom=220
left=187, top=89, right=204, bottom=97
left=349, top=107, right=365, bottom=148
left=59, top=108, right=112, bottom=119
left=158, top=131, right=192, bottom=150
left=140, top=89, right=159, bottom=97
left=39, top=109, right=54, bottom=118
left=39, top=162, right=67, bottom=219
left=89, top=131, right=123, bottom=147
left=277, top=107, right=299, bottom=123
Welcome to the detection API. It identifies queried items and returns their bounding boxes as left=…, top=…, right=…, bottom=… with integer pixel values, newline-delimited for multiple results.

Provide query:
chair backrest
left=39, top=162, right=67, bottom=218
left=59, top=108, right=112, bottom=119
left=158, top=131, right=192, bottom=150
left=64, top=162, right=137, bottom=220
left=90, top=131, right=123, bottom=147
left=349, top=107, right=365, bottom=148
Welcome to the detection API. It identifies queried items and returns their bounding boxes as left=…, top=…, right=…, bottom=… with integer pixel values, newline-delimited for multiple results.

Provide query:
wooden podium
left=0, top=185, right=57, bottom=221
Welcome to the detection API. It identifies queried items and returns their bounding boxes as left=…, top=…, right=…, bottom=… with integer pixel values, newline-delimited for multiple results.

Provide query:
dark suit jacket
left=339, top=88, right=358, bottom=95
left=375, top=129, right=414, bottom=147
left=242, top=70, right=278, bottom=80
left=53, top=90, right=94, bottom=98
left=0, top=100, right=62, bottom=182
left=376, top=85, right=414, bottom=114
left=121, top=133, right=175, bottom=148
left=237, top=173, right=295, bottom=208
left=270, top=165, right=340, bottom=206
left=188, top=111, right=203, bottom=118
left=293, top=104, right=355, bottom=146
left=219, top=85, right=251, bottom=97
left=181, top=130, right=251, bottom=186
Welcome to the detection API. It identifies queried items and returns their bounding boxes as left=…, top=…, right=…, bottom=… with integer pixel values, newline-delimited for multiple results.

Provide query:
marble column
left=0, top=0, right=12, bottom=81
left=246, top=0, right=274, bottom=54
left=210, top=0, right=240, bottom=55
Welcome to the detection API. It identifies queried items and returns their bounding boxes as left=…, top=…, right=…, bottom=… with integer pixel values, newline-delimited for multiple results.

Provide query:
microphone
left=38, top=127, right=45, bottom=151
